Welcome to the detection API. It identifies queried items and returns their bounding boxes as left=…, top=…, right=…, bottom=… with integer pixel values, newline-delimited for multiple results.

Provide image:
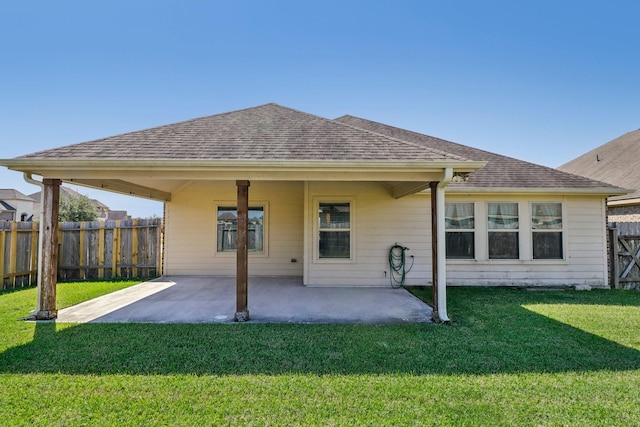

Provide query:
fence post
left=9, top=221, right=18, bottom=287
left=112, top=220, right=121, bottom=277
left=0, top=226, right=5, bottom=288
left=132, top=219, right=139, bottom=278
left=610, top=225, right=620, bottom=289
left=79, top=221, right=86, bottom=280
left=98, top=222, right=105, bottom=279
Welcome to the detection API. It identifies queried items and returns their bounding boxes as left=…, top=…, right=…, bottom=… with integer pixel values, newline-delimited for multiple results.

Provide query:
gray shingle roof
left=559, top=129, right=640, bottom=201
left=18, top=103, right=467, bottom=163
left=335, top=115, right=622, bottom=191
left=0, top=189, right=33, bottom=201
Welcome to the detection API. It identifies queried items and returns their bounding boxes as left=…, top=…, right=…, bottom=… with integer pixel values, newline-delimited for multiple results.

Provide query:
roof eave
left=0, top=158, right=486, bottom=172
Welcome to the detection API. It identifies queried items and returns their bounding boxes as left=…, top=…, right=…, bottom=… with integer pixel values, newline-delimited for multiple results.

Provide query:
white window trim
left=213, top=201, right=269, bottom=258
left=530, top=201, right=566, bottom=262
left=313, top=197, right=356, bottom=264
left=447, top=200, right=569, bottom=264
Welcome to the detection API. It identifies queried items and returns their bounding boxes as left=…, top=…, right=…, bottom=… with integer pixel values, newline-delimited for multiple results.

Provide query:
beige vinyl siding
left=445, top=194, right=609, bottom=288
left=306, top=182, right=432, bottom=286
left=164, top=181, right=304, bottom=276
left=163, top=179, right=609, bottom=288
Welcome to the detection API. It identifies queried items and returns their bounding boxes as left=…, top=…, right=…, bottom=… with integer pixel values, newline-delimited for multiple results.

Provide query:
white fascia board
left=444, top=186, right=629, bottom=196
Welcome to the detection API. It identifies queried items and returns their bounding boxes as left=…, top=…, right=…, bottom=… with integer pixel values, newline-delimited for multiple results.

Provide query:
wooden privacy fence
left=1, top=218, right=162, bottom=290
left=609, top=222, right=640, bottom=290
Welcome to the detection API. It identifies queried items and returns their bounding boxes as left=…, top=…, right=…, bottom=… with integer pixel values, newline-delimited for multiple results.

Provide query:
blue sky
left=1, top=1, right=639, bottom=218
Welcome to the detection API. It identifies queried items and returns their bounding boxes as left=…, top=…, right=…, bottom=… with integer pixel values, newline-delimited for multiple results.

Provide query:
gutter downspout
left=436, top=167, right=453, bottom=323
left=23, top=173, right=44, bottom=316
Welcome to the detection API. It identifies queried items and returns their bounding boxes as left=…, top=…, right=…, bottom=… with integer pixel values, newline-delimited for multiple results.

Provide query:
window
left=445, top=203, right=475, bottom=259
left=532, top=203, right=563, bottom=259
left=488, top=203, right=519, bottom=259
left=318, top=202, right=351, bottom=259
left=217, top=206, right=264, bottom=252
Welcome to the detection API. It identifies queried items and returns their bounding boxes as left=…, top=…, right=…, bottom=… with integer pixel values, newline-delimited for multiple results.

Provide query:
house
left=0, top=103, right=625, bottom=321
left=559, top=129, right=640, bottom=222
left=0, top=189, right=36, bottom=221
left=29, top=185, right=130, bottom=221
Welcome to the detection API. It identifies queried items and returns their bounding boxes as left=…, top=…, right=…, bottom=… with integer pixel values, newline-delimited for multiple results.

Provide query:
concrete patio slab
left=56, top=276, right=433, bottom=324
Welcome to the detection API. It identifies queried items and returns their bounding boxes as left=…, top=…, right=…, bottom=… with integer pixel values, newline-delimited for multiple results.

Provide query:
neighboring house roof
left=335, top=115, right=623, bottom=193
left=0, top=189, right=34, bottom=201
left=30, top=185, right=93, bottom=201
left=107, top=210, right=130, bottom=221
left=30, top=187, right=111, bottom=210
left=558, top=129, right=640, bottom=202
left=0, top=200, right=16, bottom=211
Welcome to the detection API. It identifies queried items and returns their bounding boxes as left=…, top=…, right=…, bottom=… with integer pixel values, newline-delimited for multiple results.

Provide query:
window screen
left=217, top=206, right=264, bottom=252
left=318, top=202, right=351, bottom=258
left=445, top=203, right=475, bottom=259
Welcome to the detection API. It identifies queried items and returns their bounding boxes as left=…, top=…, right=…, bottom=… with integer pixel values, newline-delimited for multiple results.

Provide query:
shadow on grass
left=1, top=287, right=640, bottom=376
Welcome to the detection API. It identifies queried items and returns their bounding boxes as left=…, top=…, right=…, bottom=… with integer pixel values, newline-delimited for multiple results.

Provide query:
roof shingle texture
left=334, top=115, right=620, bottom=190
left=559, top=129, right=640, bottom=200
left=18, top=104, right=466, bottom=163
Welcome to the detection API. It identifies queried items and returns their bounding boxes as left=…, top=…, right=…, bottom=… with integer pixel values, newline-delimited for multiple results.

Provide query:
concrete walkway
left=56, top=276, right=433, bottom=324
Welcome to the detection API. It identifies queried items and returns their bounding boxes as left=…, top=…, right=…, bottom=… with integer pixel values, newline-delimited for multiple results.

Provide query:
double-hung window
left=445, top=203, right=475, bottom=259
left=318, top=202, right=351, bottom=259
left=488, top=202, right=519, bottom=259
left=531, top=203, right=563, bottom=259
left=217, top=206, right=264, bottom=253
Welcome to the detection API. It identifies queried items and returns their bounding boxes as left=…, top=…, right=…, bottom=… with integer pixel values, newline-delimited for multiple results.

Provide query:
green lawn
left=1, top=283, right=640, bottom=426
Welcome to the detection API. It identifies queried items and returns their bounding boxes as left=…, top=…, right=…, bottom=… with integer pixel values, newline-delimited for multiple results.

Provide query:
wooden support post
left=36, top=178, right=60, bottom=320
left=430, top=181, right=439, bottom=320
left=235, top=180, right=250, bottom=322
left=30, top=221, right=38, bottom=285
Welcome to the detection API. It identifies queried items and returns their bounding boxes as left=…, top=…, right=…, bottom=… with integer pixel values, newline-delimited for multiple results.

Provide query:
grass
left=1, top=283, right=640, bottom=425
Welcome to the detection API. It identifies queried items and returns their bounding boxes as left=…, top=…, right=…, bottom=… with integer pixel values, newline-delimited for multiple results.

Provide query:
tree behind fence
left=0, top=218, right=162, bottom=290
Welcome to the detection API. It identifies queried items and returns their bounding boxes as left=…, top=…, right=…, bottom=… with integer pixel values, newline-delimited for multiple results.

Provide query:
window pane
left=319, top=203, right=350, bottom=229
left=488, top=232, right=519, bottom=259
left=217, top=207, right=264, bottom=252
left=532, top=203, right=562, bottom=230
left=319, top=231, right=350, bottom=258
left=445, top=203, right=474, bottom=229
left=488, top=203, right=519, bottom=229
left=533, top=232, right=563, bottom=259
left=446, top=231, right=475, bottom=259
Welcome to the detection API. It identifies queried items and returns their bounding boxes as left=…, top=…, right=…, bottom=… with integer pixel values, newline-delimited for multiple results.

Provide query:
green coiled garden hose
left=389, top=243, right=414, bottom=288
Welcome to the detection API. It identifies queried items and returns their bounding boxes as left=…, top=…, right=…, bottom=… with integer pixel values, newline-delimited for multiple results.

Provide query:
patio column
left=431, top=168, right=453, bottom=323
left=235, top=180, right=250, bottom=322
left=35, top=178, right=61, bottom=320
left=430, top=182, right=439, bottom=319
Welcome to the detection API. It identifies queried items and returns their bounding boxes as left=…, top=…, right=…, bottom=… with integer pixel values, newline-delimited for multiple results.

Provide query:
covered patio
left=55, top=276, right=433, bottom=324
